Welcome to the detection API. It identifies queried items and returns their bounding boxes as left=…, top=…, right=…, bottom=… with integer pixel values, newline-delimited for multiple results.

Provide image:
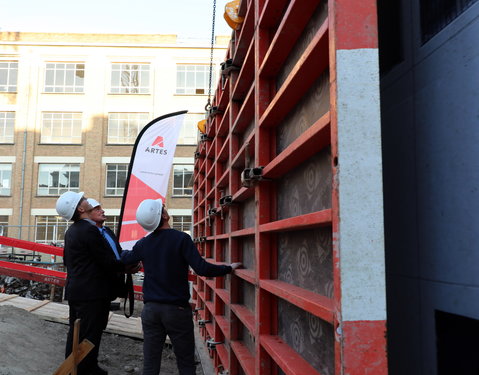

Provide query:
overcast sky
left=0, top=0, right=232, bottom=40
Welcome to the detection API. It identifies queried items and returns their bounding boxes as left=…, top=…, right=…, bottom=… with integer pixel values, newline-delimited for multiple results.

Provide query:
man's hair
left=71, top=197, right=85, bottom=222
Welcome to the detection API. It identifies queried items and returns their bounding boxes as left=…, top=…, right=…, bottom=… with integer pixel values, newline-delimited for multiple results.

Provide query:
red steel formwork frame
left=192, top=1, right=387, bottom=374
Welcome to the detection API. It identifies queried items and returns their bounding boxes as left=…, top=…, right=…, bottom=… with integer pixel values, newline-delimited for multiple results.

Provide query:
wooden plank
left=25, top=299, right=50, bottom=312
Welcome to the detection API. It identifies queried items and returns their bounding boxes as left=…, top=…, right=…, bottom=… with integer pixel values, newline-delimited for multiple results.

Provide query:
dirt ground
left=0, top=305, right=207, bottom=375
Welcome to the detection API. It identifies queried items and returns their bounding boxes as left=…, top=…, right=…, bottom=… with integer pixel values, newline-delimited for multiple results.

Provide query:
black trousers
left=141, top=302, right=196, bottom=375
left=66, top=299, right=110, bottom=374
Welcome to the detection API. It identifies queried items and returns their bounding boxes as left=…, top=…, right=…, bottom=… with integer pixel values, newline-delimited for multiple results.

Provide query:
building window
left=38, top=163, right=80, bottom=196
left=420, top=0, right=479, bottom=44
left=0, top=61, right=18, bottom=92
left=41, top=112, right=82, bottom=144
left=0, top=164, right=12, bottom=196
left=0, top=215, right=8, bottom=237
left=110, top=63, right=150, bottom=94
left=44, top=63, right=85, bottom=93
left=172, top=215, right=192, bottom=233
left=178, top=113, right=203, bottom=145
left=105, top=216, right=120, bottom=234
left=106, top=164, right=128, bottom=196
left=176, top=65, right=214, bottom=95
left=0, top=112, right=15, bottom=144
left=35, top=215, right=69, bottom=245
left=107, top=113, right=148, bottom=144
left=173, top=165, right=193, bottom=196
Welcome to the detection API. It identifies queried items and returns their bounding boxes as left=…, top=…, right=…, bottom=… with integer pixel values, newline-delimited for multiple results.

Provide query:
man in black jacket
left=56, top=191, right=126, bottom=375
left=121, top=199, right=241, bottom=375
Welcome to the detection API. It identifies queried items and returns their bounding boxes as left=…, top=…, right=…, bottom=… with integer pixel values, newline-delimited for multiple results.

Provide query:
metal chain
left=205, top=0, right=216, bottom=111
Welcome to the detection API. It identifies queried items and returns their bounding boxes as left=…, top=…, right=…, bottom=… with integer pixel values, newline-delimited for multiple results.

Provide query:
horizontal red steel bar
left=261, top=334, right=322, bottom=375
left=232, top=186, right=254, bottom=203
left=216, top=315, right=230, bottom=338
left=231, top=130, right=255, bottom=169
left=260, top=0, right=323, bottom=78
left=231, top=303, right=255, bottom=334
left=258, top=0, right=290, bottom=29
left=231, top=227, right=255, bottom=238
left=262, top=113, right=331, bottom=179
left=235, top=269, right=255, bottom=285
left=232, top=3, right=255, bottom=66
left=0, top=260, right=66, bottom=286
left=232, top=38, right=255, bottom=101
left=231, top=85, right=254, bottom=135
left=259, top=209, right=332, bottom=233
left=260, top=20, right=329, bottom=128
left=217, top=170, right=229, bottom=188
left=0, top=236, right=63, bottom=257
left=260, top=279, right=334, bottom=323
left=217, top=83, right=230, bottom=112
left=215, top=288, right=230, bottom=305
left=230, top=340, right=255, bottom=375
left=216, top=344, right=229, bottom=371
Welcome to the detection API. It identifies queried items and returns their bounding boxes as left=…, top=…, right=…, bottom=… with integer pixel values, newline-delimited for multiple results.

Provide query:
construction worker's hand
left=125, top=261, right=142, bottom=274
left=230, top=262, right=242, bottom=270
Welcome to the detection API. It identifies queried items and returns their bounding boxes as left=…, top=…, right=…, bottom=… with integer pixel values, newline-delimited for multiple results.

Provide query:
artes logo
left=152, top=136, right=164, bottom=147
left=145, top=135, right=168, bottom=155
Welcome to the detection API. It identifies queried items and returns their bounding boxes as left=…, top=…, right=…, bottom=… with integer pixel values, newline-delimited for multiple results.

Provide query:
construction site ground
left=0, top=299, right=209, bottom=375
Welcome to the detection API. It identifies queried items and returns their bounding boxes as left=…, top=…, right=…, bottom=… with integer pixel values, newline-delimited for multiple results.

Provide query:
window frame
left=44, top=62, right=85, bottom=93
left=0, top=61, right=18, bottom=93
left=37, top=163, right=80, bottom=196
left=175, top=64, right=215, bottom=95
left=34, top=215, right=69, bottom=245
left=0, top=111, right=15, bottom=144
left=0, top=163, right=12, bottom=196
left=40, top=112, right=83, bottom=144
left=172, top=164, right=194, bottom=197
left=172, top=215, right=192, bottom=233
left=105, top=163, right=129, bottom=196
left=107, top=112, right=149, bottom=144
left=110, top=63, right=150, bottom=94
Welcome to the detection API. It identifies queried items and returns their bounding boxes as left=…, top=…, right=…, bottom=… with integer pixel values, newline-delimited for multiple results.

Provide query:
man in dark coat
left=56, top=191, right=126, bottom=375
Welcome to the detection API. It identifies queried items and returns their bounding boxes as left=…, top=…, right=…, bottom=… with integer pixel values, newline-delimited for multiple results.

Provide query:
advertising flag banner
left=118, top=110, right=187, bottom=249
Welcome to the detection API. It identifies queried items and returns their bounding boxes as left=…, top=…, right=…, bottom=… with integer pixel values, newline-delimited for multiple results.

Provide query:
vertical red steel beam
left=254, top=1, right=276, bottom=374
left=329, top=1, right=387, bottom=374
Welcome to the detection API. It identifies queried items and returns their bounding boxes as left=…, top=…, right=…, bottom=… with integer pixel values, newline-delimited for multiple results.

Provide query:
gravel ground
left=0, top=305, right=206, bottom=375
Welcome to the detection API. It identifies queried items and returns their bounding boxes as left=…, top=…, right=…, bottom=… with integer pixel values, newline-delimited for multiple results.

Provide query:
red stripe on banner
left=335, top=0, right=379, bottom=50
left=119, top=174, right=164, bottom=244
left=122, top=174, right=165, bottom=222
left=342, top=320, right=387, bottom=374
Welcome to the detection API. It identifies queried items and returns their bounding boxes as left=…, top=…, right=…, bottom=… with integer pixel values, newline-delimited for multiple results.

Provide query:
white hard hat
left=136, top=199, right=163, bottom=232
left=56, top=191, right=85, bottom=220
left=87, top=198, right=101, bottom=208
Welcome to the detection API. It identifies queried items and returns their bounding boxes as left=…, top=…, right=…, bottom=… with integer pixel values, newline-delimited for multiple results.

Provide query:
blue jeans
left=141, top=302, right=196, bottom=375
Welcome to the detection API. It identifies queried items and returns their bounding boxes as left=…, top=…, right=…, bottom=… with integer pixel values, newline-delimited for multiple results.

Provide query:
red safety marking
left=334, top=0, right=379, bottom=50
left=342, top=320, right=387, bottom=375
left=0, top=236, right=63, bottom=257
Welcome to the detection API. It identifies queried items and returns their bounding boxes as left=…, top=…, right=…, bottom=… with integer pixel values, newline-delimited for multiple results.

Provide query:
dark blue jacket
left=121, top=228, right=232, bottom=306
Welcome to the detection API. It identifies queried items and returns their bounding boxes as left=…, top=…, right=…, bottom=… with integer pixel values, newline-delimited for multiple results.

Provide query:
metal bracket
left=200, top=133, right=213, bottom=142
left=221, top=58, right=240, bottom=76
left=194, top=151, right=201, bottom=159
left=208, top=207, right=218, bottom=216
left=208, top=106, right=224, bottom=117
left=206, top=339, right=223, bottom=350
left=198, top=319, right=211, bottom=327
left=219, top=195, right=233, bottom=207
left=241, top=167, right=266, bottom=187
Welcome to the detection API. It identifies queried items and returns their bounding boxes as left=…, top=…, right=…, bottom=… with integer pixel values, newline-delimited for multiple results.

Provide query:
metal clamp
left=198, top=319, right=211, bottom=327
left=208, top=207, right=218, bottom=216
left=206, top=339, right=223, bottom=349
left=221, top=58, right=240, bottom=76
left=241, top=167, right=265, bottom=187
left=219, top=195, right=233, bottom=207
left=200, top=133, right=213, bottom=142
